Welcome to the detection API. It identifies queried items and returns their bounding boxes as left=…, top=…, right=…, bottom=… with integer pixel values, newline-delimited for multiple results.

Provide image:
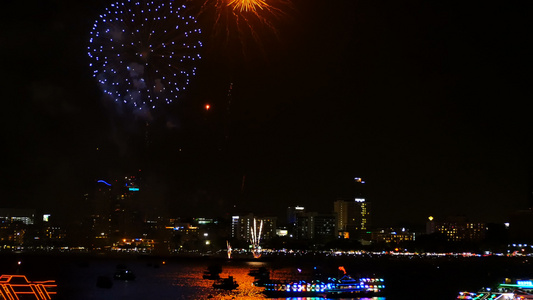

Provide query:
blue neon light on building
left=97, top=180, right=111, bottom=186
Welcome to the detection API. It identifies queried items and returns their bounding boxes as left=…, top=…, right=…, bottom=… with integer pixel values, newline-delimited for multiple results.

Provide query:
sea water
left=1, top=252, right=531, bottom=300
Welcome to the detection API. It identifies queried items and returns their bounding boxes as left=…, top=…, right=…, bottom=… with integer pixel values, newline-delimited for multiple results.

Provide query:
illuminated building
left=286, top=206, right=306, bottom=238
left=334, top=198, right=370, bottom=239
left=164, top=217, right=227, bottom=252
left=276, top=228, right=288, bottom=237
left=85, top=180, right=114, bottom=245
left=0, top=209, right=38, bottom=247
left=287, top=206, right=305, bottom=225
left=333, top=177, right=371, bottom=239
left=111, top=238, right=155, bottom=253
left=231, top=214, right=277, bottom=241
left=371, top=228, right=415, bottom=244
left=431, top=216, right=485, bottom=242
left=295, top=212, right=337, bottom=242
left=0, top=209, right=36, bottom=225
left=109, top=173, right=144, bottom=241
left=165, top=221, right=199, bottom=250
left=44, top=226, right=66, bottom=242
left=79, top=172, right=147, bottom=249
left=231, top=216, right=239, bottom=239
left=0, top=221, right=26, bottom=246
left=194, top=218, right=217, bottom=225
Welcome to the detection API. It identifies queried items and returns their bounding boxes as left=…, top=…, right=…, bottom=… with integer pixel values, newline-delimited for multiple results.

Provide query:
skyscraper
left=333, top=177, right=371, bottom=239
left=286, top=206, right=305, bottom=225
left=231, top=213, right=277, bottom=241
left=110, top=173, right=144, bottom=239
left=295, top=212, right=337, bottom=242
left=334, top=199, right=370, bottom=235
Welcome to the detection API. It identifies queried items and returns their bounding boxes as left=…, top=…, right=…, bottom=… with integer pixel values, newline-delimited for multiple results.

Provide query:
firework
left=88, top=0, right=202, bottom=110
left=228, top=0, right=270, bottom=12
left=250, top=218, right=263, bottom=259
left=226, top=240, right=232, bottom=259
left=197, top=0, right=291, bottom=55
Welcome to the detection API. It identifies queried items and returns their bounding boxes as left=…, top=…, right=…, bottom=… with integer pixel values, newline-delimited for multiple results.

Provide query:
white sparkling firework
left=88, top=0, right=202, bottom=110
left=250, top=218, right=263, bottom=259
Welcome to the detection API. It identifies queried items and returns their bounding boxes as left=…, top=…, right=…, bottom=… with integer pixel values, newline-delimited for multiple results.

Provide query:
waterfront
left=1, top=253, right=533, bottom=299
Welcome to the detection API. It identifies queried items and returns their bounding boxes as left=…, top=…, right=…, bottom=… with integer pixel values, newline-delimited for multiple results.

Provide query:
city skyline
left=1, top=0, right=530, bottom=228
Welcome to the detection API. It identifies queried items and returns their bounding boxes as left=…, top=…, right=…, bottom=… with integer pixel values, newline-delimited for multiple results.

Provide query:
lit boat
left=456, top=291, right=514, bottom=299
left=113, top=269, right=136, bottom=281
left=457, top=278, right=533, bottom=300
left=260, top=275, right=385, bottom=298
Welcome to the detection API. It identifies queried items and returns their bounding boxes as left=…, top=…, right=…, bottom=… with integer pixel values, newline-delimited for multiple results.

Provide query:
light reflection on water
left=57, top=258, right=386, bottom=300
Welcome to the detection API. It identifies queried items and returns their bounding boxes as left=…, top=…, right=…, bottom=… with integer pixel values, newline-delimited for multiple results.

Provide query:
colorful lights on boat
left=262, top=276, right=385, bottom=296
left=517, top=280, right=533, bottom=286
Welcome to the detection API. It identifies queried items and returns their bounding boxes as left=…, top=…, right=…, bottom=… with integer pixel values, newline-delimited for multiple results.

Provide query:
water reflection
left=54, top=257, right=386, bottom=299
left=161, top=260, right=383, bottom=300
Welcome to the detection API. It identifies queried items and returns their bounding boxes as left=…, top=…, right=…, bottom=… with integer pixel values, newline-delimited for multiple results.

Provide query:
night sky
left=1, top=0, right=530, bottom=227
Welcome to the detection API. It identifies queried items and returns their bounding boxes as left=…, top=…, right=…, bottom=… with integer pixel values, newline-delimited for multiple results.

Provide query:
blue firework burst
left=88, top=0, right=202, bottom=110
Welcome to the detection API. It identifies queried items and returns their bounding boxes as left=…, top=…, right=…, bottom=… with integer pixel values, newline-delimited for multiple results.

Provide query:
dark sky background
left=1, top=0, right=530, bottom=227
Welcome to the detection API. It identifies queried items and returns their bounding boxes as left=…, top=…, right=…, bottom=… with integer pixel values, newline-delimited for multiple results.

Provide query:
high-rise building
left=430, top=216, right=485, bottom=242
left=231, top=214, right=277, bottom=241
left=286, top=206, right=305, bottom=225
left=84, top=172, right=145, bottom=246
left=109, top=173, right=144, bottom=239
left=334, top=198, right=370, bottom=238
left=0, top=209, right=36, bottom=225
left=334, top=177, right=370, bottom=239
left=295, top=212, right=337, bottom=242
left=371, top=228, right=415, bottom=244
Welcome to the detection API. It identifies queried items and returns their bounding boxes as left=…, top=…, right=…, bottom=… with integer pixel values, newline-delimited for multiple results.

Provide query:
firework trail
left=227, top=240, right=232, bottom=259
left=250, top=218, right=263, bottom=258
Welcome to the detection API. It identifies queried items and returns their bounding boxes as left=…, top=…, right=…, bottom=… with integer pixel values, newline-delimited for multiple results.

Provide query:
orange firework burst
left=195, top=0, right=293, bottom=58
left=228, top=0, right=269, bottom=12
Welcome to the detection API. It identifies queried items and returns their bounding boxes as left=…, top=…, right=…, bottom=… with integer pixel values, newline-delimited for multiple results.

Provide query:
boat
left=260, top=275, right=385, bottom=298
left=202, top=271, right=221, bottom=280
left=456, top=291, right=514, bottom=299
left=203, top=264, right=222, bottom=280
left=253, top=276, right=273, bottom=287
left=457, top=278, right=533, bottom=300
left=113, top=269, right=136, bottom=281
left=212, top=276, right=239, bottom=290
